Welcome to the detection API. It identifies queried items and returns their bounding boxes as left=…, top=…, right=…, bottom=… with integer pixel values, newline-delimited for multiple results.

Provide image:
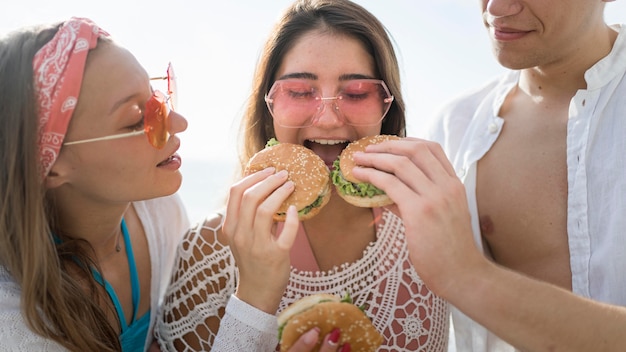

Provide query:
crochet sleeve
left=213, top=295, right=279, bottom=352
left=155, top=215, right=279, bottom=351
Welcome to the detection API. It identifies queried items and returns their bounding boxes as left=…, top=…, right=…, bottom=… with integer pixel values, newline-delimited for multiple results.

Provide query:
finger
left=352, top=162, right=421, bottom=212
left=276, top=205, right=299, bottom=250
left=361, top=140, right=449, bottom=184
left=251, top=177, right=295, bottom=239
left=366, top=138, right=456, bottom=179
left=284, top=327, right=320, bottom=352
left=383, top=138, right=455, bottom=177
left=353, top=151, right=432, bottom=195
left=318, top=328, right=342, bottom=352
left=233, top=170, right=289, bottom=244
left=223, top=167, right=275, bottom=237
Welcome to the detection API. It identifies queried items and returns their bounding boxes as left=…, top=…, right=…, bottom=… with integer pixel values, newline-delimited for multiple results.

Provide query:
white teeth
left=310, top=139, right=347, bottom=145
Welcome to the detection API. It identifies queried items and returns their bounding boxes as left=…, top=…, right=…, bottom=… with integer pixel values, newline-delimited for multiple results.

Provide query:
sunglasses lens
left=145, top=91, right=169, bottom=149
left=266, top=79, right=392, bottom=127
left=167, top=62, right=177, bottom=111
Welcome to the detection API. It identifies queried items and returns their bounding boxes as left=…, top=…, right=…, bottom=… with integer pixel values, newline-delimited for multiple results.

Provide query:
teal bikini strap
left=90, top=218, right=141, bottom=331
left=121, top=218, right=141, bottom=323
left=91, top=268, right=127, bottom=331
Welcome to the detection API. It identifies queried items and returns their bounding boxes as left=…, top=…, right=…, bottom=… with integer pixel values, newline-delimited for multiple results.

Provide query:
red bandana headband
left=33, top=17, right=109, bottom=179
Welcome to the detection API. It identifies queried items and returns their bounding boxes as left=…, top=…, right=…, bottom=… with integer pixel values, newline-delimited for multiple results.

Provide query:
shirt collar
left=585, top=24, right=626, bottom=90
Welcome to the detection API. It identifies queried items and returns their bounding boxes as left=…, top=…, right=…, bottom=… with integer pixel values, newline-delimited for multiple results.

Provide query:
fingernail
left=328, top=328, right=340, bottom=345
left=264, top=167, right=276, bottom=174
left=303, top=327, right=320, bottom=345
left=276, top=169, right=289, bottom=178
left=340, top=343, right=351, bottom=352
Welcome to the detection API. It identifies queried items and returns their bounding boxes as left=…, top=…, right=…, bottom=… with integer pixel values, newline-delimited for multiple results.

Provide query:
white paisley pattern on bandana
left=32, top=17, right=109, bottom=179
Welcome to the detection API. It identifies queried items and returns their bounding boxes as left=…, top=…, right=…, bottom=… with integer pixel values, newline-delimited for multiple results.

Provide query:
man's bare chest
left=474, top=105, right=572, bottom=288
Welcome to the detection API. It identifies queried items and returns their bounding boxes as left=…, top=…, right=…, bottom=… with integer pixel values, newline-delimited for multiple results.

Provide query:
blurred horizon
left=2, top=1, right=625, bottom=165
left=0, top=0, right=626, bottom=164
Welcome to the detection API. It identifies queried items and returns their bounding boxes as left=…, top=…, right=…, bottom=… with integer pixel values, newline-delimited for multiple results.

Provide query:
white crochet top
left=157, top=208, right=449, bottom=351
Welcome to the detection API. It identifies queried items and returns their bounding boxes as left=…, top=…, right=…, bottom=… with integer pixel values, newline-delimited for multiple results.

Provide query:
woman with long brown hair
left=157, top=1, right=449, bottom=351
left=0, top=17, right=189, bottom=351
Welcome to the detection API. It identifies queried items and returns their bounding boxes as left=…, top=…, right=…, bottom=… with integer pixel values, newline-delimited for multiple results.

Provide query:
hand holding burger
left=331, top=135, right=401, bottom=207
left=244, top=139, right=331, bottom=221
left=278, top=293, right=383, bottom=352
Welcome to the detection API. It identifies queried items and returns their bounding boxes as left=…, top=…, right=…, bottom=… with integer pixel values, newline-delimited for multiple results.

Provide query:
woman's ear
left=44, top=170, right=65, bottom=189
left=44, top=159, right=71, bottom=189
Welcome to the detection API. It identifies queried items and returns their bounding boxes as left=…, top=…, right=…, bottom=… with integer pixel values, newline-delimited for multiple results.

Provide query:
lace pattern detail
left=157, top=210, right=449, bottom=351
left=156, top=219, right=237, bottom=351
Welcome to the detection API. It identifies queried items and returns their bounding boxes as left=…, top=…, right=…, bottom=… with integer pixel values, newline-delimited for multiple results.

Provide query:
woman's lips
left=157, top=153, right=182, bottom=169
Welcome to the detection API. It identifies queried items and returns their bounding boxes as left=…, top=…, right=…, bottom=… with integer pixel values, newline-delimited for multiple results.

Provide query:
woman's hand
left=284, top=328, right=351, bottom=352
left=222, top=167, right=299, bottom=313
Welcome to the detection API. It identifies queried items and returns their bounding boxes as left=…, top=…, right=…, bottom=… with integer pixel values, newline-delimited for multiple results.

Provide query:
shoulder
left=177, top=212, right=230, bottom=259
left=432, top=72, right=514, bottom=127
left=424, top=71, right=517, bottom=151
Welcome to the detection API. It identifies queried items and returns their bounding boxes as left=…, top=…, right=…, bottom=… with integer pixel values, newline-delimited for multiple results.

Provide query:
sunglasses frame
left=63, top=63, right=176, bottom=149
left=265, top=78, right=394, bottom=128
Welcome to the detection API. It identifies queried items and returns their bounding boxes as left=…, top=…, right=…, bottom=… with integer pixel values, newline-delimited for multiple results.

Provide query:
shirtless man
left=352, top=0, right=626, bottom=351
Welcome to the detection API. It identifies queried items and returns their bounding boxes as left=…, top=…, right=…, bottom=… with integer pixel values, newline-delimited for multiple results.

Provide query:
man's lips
left=490, top=25, right=532, bottom=41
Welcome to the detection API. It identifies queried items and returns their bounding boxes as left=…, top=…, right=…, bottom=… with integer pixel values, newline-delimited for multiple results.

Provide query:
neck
left=303, top=193, right=373, bottom=239
left=49, top=190, right=132, bottom=260
left=519, top=25, right=618, bottom=100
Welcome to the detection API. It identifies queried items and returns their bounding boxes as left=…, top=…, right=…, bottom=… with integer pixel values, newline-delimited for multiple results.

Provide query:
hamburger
left=331, top=135, right=401, bottom=207
left=244, top=139, right=331, bottom=221
left=278, top=293, right=382, bottom=352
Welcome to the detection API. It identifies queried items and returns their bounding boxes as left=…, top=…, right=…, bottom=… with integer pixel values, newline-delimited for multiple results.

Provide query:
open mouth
left=304, top=139, right=349, bottom=170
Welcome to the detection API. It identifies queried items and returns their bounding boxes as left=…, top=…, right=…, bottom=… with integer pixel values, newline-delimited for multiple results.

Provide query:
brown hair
left=238, top=0, right=406, bottom=173
left=0, top=22, right=120, bottom=351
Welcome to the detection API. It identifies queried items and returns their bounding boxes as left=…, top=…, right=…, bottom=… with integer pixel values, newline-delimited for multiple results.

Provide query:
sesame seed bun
left=244, top=142, right=330, bottom=221
left=333, top=135, right=401, bottom=208
left=278, top=293, right=382, bottom=352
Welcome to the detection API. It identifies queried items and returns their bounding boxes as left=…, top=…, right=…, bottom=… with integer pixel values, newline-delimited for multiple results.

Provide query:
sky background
left=2, top=1, right=625, bottom=222
left=2, top=1, right=625, bottom=162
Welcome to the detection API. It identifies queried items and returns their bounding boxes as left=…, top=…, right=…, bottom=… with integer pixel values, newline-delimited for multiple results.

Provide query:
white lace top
left=157, top=208, right=449, bottom=351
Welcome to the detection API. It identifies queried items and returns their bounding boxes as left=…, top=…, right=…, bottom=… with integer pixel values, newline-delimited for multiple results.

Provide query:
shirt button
left=488, top=122, right=499, bottom=134
left=457, top=167, right=466, bottom=178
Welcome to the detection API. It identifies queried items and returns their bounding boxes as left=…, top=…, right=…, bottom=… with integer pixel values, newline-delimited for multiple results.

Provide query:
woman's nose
left=311, top=98, right=345, bottom=127
left=168, top=110, right=188, bottom=134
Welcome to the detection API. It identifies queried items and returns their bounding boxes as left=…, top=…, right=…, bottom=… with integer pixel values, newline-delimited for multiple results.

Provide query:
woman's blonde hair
left=238, top=0, right=406, bottom=173
left=0, top=23, right=120, bottom=351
